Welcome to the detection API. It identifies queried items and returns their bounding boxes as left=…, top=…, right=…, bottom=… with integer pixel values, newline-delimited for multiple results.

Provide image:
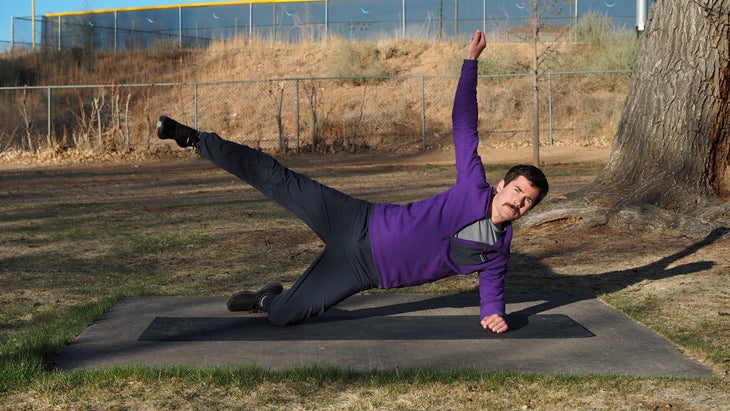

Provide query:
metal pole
left=114, top=11, right=118, bottom=52
left=421, top=76, right=426, bottom=150
left=32, top=0, right=36, bottom=49
left=178, top=7, right=182, bottom=47
left=454, top=0, right=458, bottom=37
left=573, top=0, right=578, bottom=42
left=439, top=0, right=443, bottom=41
left=194, top=84, right=199, bottom=129
left=636, top=0, right=647, bottom=32
left=11, top=16, right=15, bottom=50
left=482, top=0, right=486, bottom=34
left=324, top=0, right=329, bottom=42
left=295, top=79, right=300, bottom=153
left=548, top=73, right=553, bottom=146
left=57, top=16, right=61, bottom=50
left=402, top=0, right=406, bottom=39
left=47, top=87, right=52, bottom=146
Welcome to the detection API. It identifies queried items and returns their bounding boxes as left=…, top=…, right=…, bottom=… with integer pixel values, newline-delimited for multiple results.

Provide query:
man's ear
left=496, top=180, right=505, bottom=193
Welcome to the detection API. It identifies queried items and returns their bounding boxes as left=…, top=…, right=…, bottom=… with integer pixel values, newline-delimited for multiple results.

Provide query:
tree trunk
left=532, top=9, right=541, bottom=167
left=575, top=0, right=729, bottom=215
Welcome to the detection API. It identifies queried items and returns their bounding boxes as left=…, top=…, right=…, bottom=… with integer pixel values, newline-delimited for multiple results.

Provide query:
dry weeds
left=2, top=36, right=629, bottom=166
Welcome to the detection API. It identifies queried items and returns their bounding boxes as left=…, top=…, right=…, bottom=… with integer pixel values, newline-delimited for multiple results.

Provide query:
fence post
left=194, top=83, right=198, bottom=129
left=295, top=78, right=300, bottom=154
left=114, top=11, right=118, bottom=52
left=421, top=75, right=426, bottom=150
left=324, top=0, right=329, bottom=42
left=402, top=0, right=406, bottom=39
left=178, top=7, right=183, bottom=48
left=47, top=87, right=52, bottom=147
left=548, top=73, right=553, bottom=146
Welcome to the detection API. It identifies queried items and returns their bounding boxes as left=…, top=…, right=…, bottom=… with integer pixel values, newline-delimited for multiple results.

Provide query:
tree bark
left=574, top=0, right=729, bottom=215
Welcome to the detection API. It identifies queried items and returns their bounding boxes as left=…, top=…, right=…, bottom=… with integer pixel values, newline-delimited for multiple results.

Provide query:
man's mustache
left=504, top=203, right=520, bottom=216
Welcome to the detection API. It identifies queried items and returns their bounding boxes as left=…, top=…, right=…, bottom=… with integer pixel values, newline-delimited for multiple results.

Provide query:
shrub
left=566, top=12, right=640, bottom=72
left=0, top=56, right=34, bottom=86
left=327, top=40, right=390, bottom=85
left=575, top=11, right=615, bottom=47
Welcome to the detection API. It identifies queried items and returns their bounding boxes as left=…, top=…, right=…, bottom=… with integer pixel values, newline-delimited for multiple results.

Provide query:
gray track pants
left=196, top=132, right=380, bottom=325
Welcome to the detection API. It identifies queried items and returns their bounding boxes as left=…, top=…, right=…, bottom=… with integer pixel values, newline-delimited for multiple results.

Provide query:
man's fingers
left=481, top=315, right=508, bottom=333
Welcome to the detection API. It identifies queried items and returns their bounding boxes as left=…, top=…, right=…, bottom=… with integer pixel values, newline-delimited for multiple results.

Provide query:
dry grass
left=1, top=34, right=633, bottom=165
left=0, top=154, right=727, bottom=409
left=4, top=371, right=726, bottom=410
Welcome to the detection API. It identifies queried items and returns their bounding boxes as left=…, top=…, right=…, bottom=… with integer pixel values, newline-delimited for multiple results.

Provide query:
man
left=157, top=30, right=548, bottom=333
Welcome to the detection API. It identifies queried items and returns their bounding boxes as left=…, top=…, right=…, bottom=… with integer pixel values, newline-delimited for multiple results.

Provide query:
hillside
left=51, top=39, right=508, bottom=85
left=0, top=32, right=637, bottom=165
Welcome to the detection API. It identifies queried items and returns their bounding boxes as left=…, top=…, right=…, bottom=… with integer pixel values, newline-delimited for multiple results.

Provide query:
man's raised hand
left=467, top=29, right=487, bottom=61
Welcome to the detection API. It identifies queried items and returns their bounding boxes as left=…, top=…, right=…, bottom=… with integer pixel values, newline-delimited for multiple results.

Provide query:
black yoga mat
left=138, top=313, right=594, bottom=341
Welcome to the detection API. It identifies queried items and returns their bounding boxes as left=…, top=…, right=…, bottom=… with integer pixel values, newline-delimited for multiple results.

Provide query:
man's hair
left=503, top=165, right=549, bottom=208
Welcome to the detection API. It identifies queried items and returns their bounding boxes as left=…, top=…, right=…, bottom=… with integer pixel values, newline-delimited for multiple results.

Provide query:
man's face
left=491, top=175, right=541, bottom=227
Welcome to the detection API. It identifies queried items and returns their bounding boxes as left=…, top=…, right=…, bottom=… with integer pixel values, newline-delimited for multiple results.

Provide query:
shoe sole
left=156, top=116, right=175, bottom=141
left=226, top=282, right=283, bottom=312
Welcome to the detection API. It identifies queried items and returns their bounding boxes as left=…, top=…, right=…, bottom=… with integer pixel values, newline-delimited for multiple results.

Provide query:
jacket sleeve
left=452, top=59, right=487, bottom=186
left=478, top=261, right=507, bottom=319
left=478, top=224, right=511, bottom=320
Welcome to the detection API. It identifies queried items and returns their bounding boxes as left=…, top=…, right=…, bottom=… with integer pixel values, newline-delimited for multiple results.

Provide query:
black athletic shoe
left=226, top=282, right=284, bottom=312
left=156, top=115, right=200, bottom=148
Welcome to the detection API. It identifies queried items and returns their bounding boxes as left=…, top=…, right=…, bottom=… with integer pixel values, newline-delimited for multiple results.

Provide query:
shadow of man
left=507, top=226, right=728, bottom=318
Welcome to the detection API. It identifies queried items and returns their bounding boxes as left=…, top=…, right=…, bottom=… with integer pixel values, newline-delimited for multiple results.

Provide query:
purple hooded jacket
left=369, top=59, right=511, bottom=320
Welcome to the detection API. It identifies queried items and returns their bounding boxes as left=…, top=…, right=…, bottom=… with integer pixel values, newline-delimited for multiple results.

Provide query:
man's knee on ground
left=266, top=305, right=305, bottom=327
left=267, top=313, right=290, bottom=327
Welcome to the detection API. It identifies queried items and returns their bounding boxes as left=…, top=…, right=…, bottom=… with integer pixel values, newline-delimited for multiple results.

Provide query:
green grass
left=127, top=233, right=210, bottom=255
left=0, top=295, right=118, bottom=393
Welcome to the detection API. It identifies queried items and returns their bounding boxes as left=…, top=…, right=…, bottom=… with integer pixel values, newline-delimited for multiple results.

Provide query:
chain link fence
left=0, top=70, right=630, bottom=157
left=9, top=2, right=644, bottom=52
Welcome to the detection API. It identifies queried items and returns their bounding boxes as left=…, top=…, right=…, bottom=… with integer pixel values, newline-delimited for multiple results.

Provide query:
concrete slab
left=52, top=294, right=713, bottom=377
